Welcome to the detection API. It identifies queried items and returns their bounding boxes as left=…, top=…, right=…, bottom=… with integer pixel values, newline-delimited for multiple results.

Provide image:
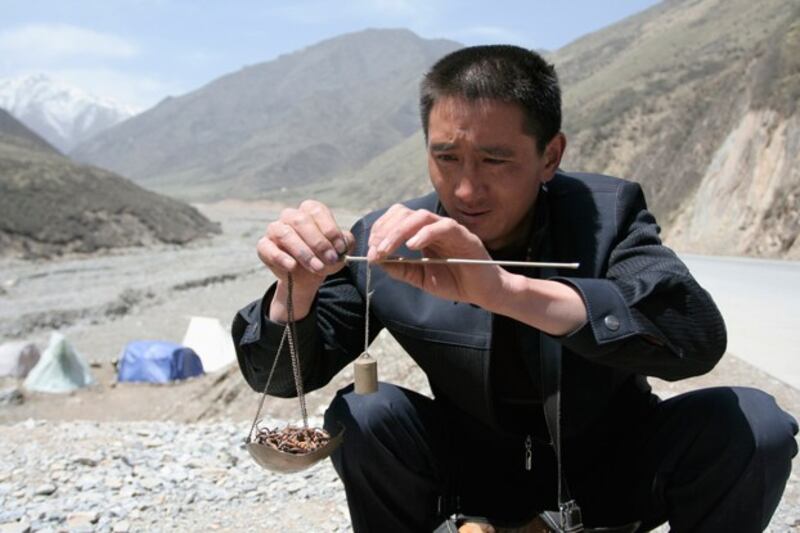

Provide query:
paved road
left=681, top=254, right=800, bottom=390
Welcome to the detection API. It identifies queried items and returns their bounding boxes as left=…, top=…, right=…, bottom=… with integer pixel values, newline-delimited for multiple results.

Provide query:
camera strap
left=530, top=200, right=638, bottom=533
left=539, top=254, right=584, bottom=532
left=539, top=320, right=584, bottom=532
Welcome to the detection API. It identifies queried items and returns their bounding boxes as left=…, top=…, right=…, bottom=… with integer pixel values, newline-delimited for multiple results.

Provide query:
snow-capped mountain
left=0, top=74, right=135, bottom=153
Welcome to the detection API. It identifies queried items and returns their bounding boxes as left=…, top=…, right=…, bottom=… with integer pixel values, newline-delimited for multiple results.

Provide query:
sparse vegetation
left=0, top=112, right=220, bottom=259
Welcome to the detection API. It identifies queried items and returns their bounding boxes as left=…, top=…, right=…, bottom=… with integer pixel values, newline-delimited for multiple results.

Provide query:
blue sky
left=0, top=0, right=660, bottom=111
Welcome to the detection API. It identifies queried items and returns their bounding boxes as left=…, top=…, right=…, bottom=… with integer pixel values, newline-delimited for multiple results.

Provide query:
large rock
left=0, top=341, right=40, bottom=378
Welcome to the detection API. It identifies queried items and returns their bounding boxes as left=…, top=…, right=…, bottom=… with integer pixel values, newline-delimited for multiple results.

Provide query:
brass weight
left=354, top=353, right=378, bottom=394
left=353, top=261, right=378, bottom=395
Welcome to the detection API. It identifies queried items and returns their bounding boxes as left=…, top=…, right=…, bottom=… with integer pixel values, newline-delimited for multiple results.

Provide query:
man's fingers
left=300, top=200, right=348, bottom=255
left=406, top=218, right=463, bottom=250
left=256, top=236, right=296, bottom=274
left=288, top=210, right=341, bottom=265
left=368, top=204, right=409, bottom=252
left=342, top=230, right=356, bottom=255
left=380, top=209, right=441, bottom=253
left=370, top=207, right=439, bottom=260
left=266, top=221, right=326, bottom=273
left=379, top=261, right=424, bottom=288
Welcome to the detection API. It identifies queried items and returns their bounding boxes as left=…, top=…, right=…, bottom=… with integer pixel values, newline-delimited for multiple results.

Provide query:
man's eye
left=436, top=154, right=457, bottom=162
left=484, top=158, right=507, bottom=165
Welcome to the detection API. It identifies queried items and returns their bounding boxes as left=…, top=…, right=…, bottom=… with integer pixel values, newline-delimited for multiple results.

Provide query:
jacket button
left=603, top=315, right=620, bottom=331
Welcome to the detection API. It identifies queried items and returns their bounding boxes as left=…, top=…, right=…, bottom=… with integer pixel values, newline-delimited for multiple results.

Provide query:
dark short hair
left=420, top=45, right=561, bottom=152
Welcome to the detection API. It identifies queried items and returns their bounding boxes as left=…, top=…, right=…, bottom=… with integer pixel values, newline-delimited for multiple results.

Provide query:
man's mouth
left=456, top=209, right=490, bottom=226
left=456, top=208, right=490, bottom=222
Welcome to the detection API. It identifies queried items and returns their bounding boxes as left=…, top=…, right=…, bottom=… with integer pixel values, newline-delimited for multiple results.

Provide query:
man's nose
left=454, top=165, right=482, bottom=202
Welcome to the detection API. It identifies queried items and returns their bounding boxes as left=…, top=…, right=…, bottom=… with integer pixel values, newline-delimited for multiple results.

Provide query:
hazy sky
left=0, top=0, right=660, bottom=111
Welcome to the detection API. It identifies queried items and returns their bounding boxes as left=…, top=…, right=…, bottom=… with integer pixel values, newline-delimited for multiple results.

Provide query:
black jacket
left=233, top=171, right=727, bottom=437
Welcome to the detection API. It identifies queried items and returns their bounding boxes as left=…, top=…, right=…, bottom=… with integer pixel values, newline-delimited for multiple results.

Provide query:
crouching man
left=234, top=45, right=797, bottom=532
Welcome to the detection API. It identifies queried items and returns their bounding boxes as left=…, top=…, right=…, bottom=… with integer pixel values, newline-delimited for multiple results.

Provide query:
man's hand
left=367, top=204, right=504, bottom=308
left=257, top=200, right=353, bottom=322
left=367, top=204, right=587, bottom=336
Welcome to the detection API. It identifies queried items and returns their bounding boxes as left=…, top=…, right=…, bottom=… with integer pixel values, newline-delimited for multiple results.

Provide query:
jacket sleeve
left=232, top=220, right=382, bottom=397
left=553, top=181, right=727, bottom=381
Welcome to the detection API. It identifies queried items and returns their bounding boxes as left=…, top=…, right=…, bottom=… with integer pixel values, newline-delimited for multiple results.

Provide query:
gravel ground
left=0, top=418, right=350, bottom=533
left=0, top=200, right=287, bottom=347
left=1, top=200, right=798, bottom=532
left=1, top=412, right=797, bottom=533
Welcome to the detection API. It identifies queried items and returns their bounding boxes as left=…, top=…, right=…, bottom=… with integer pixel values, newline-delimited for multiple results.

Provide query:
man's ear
left=541, top=132, right=567, bottom=183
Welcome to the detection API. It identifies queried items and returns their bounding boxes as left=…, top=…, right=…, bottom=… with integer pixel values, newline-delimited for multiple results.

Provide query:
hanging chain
left=285, top=273, right=309, bottom=428
left=246, top=273, right=309, bottom=442
left=247, top=326, right=287, bottom=442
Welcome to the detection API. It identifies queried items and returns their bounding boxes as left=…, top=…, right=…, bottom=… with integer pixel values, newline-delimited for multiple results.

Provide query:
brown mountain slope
left=0, top=108, right=59, bottom=155
left=557, top=0, right=798, bottom=258
left=310, top=0, right=798, bottom=258
left=280, top=130, right=432, bottom=210
left=664, top=9, right=800, bottom=258
left=71, top=29, right=460, bottom=200
left=0, top=109, right=219, bottom=258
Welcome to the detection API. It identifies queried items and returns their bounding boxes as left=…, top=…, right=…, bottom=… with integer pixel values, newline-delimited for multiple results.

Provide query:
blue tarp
left=117, top=341, right=204, bottom=383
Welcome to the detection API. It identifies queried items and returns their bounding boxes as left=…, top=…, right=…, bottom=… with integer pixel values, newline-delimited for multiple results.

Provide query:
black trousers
left=324, top=382, right=797, bottom=533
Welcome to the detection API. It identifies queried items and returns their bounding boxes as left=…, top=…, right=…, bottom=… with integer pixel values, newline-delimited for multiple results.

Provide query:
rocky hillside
left=0, top=109, right=219, bottom=258
left=556, top=0, right=798, bottom=258
left=0, top=108, right=59, bottom=155
left=663, top=7, right=800, bottom=258
left=71, top=29, right=460, bottom=200
left=278, top=129, right=432, bottom=209
left=307, top=0, right=799, bottom=259
left=69, top=2, right=799, bottom=259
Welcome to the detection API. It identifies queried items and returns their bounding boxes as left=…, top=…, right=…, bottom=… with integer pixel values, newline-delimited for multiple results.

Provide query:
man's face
left=427, top=96, right=557, bottom=251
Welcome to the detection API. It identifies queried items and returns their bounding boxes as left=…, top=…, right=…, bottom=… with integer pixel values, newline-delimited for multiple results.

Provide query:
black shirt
left=487, top=192, right=550, bottom=438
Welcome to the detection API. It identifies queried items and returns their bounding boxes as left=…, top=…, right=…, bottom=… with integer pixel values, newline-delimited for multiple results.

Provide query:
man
left=234, top=46, right=797, bottom=532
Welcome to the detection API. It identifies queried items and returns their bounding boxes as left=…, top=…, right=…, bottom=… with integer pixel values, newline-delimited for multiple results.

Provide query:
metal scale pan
left=246, top=424, right=344, bottom=474
left=244, top=273, right=348, bottom=474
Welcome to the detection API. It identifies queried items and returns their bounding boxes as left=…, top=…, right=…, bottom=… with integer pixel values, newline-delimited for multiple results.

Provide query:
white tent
left=0, top=341, right=40, bottom=378
left=181, top=316, right=236, bottom=373
left=23, top=333, right=95, bottom=393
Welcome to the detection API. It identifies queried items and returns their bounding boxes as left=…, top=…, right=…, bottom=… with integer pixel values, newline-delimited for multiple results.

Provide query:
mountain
left=71, top=4, right=799, bottom=259
left=279, top=129, right=431, bottom=209
left=298, top=0, right=799, bottom=259
left=71, top=29, right=460, bottom=200
left=0, top=74, right=134, bottom=153
left=0, top=107, right=219, bottom=259
left=553, top=0, right=799, bottom=259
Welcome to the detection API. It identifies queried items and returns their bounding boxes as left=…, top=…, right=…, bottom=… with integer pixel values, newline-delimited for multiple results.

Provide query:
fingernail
left=334, top=238, right=347, bottom=254
left=324, top=250, right=339, bottom=264
left=377, top=238, right=390, bottom=253
left=310, top=257, right=325, bottom=272
left=367, top=246, right=377, bottom=261
left=406, top=236, right=419, bottom=248
left=282, top=258, right=295, bottom=271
